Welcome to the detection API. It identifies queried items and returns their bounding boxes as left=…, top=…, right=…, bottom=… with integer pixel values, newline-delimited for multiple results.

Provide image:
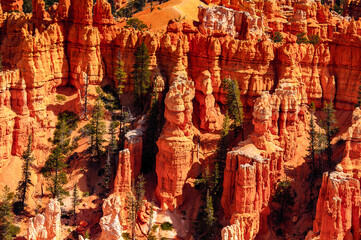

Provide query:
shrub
left=308, top=34, right=320, bottom=45
left=271, top=31, right=283, bottom=43
left=56, top=94, right=66, bottom=102
left=125, top=18, right=148, bottom=31
left=160, top=222, right=173, bottom=231
left=272, top=180, right=295, bottom=223
left=13, top=201, right=25, bottom=215
left=122, top=232, right=131, bottom=240
left=296, top=32, right=309, bottom=44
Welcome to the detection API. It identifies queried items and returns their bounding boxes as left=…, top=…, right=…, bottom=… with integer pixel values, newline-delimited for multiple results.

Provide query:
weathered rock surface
left=99, top=194, right=124, bottom=240
left=114, top=149, right=132, bottom=198
left=221, top=58, right=307, bottom=239
left=2, top=1, right=361, bottom=238
left=1, top=0, right=23, bottom=12
left=125, top=129, right=143, bottom=180
left=27, top=199, right=61, bottom=240
left=308, top=107, right=361, bottom=240
left=156, top=71, right=196, bottom=211
left=311, top=171, right=361, bottom=240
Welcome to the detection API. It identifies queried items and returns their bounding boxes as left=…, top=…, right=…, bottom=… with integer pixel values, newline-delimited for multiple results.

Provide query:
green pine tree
left=356, top=85, right=361, bottom=108
left=15, top=135, right=35, bottom=213
left=132, top=42, right=151, bottom=112
left=306, top=103, right=317, bottom=173
left=115, top=52, right=127, bottom=98
left=83, top=97, right=107, bottom=160
left=44, top=0, right=58, bottom=9
left=272, top=180, right=295, bottom=223
left=216, top=114, right=230, bottom=178
left=141, top=79, right=161, bottom=173
left=221, top=78, right=244, bottom=140
left=194, top=167, right=219, bottom=239
left=42, top=112, right=78, bottom=201
left=43, top=146, right=69, bottom=200
left=109, top=119, right=120, bottom=154
left=22, top=0, right=32, bottom=13
left=0, top=186, right=20, bottom=240
left=107, top=0, right=116, bottom=15
left=102, top=150, right=112, bottom=197
left=126, top=174, right=146, bottom=240
left=321, top=100, right=338, bottom=164
left=72, top=184, right=79, bottom=217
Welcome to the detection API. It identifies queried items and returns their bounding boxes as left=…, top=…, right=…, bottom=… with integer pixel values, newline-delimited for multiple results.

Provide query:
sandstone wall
left=2, top=2, right=361, bottom=238
left=308, top=107, right=361, bottom=240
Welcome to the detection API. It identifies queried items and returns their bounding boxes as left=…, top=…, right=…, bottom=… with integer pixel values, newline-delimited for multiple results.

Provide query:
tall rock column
left=311, top=171, right=361, bottom=240
left=156, top=71, right=196, bottom=211
left=124, top=129, right=143, bottom=180
left=68, top=0, right=104, bottom=89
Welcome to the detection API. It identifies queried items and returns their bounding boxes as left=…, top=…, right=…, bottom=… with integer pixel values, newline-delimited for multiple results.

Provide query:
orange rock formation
left=27, top=199, right=61, bottom=240
left=2, top=0, right=361, bottom=238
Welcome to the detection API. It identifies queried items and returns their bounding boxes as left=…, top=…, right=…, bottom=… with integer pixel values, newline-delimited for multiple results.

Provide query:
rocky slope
left=1, top=0, right=361, bottom=239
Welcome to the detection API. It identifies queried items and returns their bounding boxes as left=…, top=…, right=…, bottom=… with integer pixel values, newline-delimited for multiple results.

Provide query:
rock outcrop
left=1, top=0, right=23, bottom=12
left=308, top=107, right=361, bottom=240
left=124, top=129, right=143, bottom=180
left=3, top=1, right=361, bottom=238
left=27, top=199, right=61, bottom=240
left=198, top=5, right=265, bottom=40
left=99, top=194, right=124, bottom=240
left=155, top=71, right=196, bottom=211
left=114, top=149, right=132, bottom=198
left=221, top=62, right=307, bottom=239
left=311, top=171, right=361, bottom=240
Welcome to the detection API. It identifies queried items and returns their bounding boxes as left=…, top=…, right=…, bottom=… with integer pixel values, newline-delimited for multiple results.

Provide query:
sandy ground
left=118, top=0, right=206, bottom=32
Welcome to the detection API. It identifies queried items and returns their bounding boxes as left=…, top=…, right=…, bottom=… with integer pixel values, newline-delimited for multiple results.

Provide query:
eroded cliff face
left=309, top=171, right=361, bottom=240
left=221, top=72, right=308, bottom=239
left=307, top=107, right=361, bottom=240
left=2, top=0, right=361, bottom=238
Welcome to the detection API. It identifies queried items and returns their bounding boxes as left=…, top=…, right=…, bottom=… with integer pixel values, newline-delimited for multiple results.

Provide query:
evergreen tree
left=83, top=97, right=107, bottom=160
left=221, top=78, right=244, bottom=140
left=72, top=184, right=79, bottom=217
left=43, top=146, right=69, bottom=200
left=44, top=0, right=58, bottom=9
left=356, top=84, right=361, bottom=108
left=132, top=42, right=151, bottom=112
left=126, top=174, right=146, bottom=240
left=194, top=167, right=219, bottom=239
left=115, top=52, right=127, bottom=98
left=133, top=0, right=146, bottom=12
left=216, top=114, right=230, bottom=179
left=141, top=79, right=161, bottom=173
left=0, top=186, right=20, bottom=240
left=306, top=102, right=317, bottom=172
left=272, top=180, right=294, bottom=223
left=23, top=0, right=32, bottom=13
left=321, top=100, right=338, bottom=164
left=15, top=135, right=35, bottom=213
left=108, top=0, right=116, bottom=15
left=42, top=112, right=78, bottom=201
left=109, top=119, right=120, bottom=154
left=316, top=129, right=327, bottom=173
left=102, top=150, right=112, bottom=197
